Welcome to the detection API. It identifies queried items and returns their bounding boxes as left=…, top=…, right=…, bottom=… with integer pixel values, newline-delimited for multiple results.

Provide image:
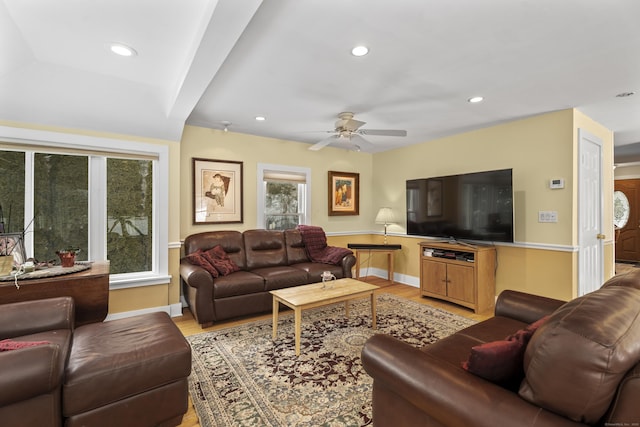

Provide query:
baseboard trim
left=106, top=302, right=183, bottom=321
left=357, top=267, right=419, bottom=288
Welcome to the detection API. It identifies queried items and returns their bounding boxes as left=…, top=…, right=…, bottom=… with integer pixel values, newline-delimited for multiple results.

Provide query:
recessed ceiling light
left=351, top=46, right=369, bottom=57
left=108, top=43, right=137, bottom=57
left=468, top=96, right=484, bottom=103
left=616, top=91, right=635, bottom=98
left=255, top=116, right=266, bottom=121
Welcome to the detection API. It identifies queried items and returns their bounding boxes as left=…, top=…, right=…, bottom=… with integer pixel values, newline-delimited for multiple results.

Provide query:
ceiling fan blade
left=308, top=135, right=338, bottom=151
left=358, top=129, right=407, bottom=137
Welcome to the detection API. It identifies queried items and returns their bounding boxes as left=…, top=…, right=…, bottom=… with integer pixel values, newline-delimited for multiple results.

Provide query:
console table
left=0, top=261, right=109, bottom=326
left=348, top=244, right=402, bottom=283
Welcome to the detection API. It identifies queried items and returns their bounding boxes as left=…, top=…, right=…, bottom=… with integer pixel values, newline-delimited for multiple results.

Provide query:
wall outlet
left=538, top=211, right=558, bottom=223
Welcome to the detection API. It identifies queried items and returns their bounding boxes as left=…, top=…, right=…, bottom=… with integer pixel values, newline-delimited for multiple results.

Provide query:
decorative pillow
left=185, top=250, right=219, bottom=277
left=462, top=316, right=548, bottom=389
left=202, top=245, right=240, bottom=276
left=0, top=339, right=51, bottom=351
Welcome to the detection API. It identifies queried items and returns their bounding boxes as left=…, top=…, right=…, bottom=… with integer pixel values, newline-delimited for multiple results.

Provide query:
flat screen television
left=406, top=169, right=514, bottom=243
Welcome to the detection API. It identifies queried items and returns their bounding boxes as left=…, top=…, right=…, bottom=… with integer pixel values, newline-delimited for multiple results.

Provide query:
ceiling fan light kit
left=308, top=112, right=407, bottom=152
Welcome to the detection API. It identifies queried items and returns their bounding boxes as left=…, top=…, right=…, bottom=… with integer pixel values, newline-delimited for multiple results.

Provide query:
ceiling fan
left=308, top=112, right=407, bottom=151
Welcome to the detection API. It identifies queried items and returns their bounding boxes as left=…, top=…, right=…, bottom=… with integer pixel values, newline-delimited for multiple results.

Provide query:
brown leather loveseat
left=0, top=297, right=192, bottom=427
left=180, top=229, right=356, bottom=327
left=362, top=271, right=640, bottom=427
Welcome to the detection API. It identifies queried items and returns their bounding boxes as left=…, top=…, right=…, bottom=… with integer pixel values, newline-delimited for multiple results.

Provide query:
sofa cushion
left=519, top=286, right=640, bottom=424
left=244, top=229, right=288, bottom=269
left=462, top=316, right=547, bottom=389
left=213, top=271, right=265, bottom=298
left=252, top=266, right=309, bottom=291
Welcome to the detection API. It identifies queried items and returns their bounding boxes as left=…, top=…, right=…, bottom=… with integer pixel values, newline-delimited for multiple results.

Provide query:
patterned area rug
left=187, top=293, right=475, bottom=427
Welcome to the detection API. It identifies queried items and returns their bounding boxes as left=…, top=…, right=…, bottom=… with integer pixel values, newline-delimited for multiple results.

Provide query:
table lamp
left=375, top=207, right=396, bottom=244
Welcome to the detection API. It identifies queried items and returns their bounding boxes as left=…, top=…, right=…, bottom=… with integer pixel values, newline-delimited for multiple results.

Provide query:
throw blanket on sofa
left=297, top=225, right=353, bottom=265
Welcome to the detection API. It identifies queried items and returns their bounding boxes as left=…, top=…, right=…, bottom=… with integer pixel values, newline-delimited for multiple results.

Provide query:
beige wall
left=179, top=125, right=375, bottom=238
left=371, top=109, right=613, bottom=300
left=1, top=106, right=615, bottom=313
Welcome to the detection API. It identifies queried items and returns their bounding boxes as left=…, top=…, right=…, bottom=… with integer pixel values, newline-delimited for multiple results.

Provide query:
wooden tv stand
left=419, top=241, right=496, bottom=313
left=0, top=261, right=109, bottom=325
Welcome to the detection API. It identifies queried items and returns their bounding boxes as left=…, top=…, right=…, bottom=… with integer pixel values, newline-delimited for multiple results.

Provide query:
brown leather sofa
left=180, top=229, right=356, bottom=327
left=362, top=271, right=640, bottom=427
left=0, top=297, right=191, bottom=427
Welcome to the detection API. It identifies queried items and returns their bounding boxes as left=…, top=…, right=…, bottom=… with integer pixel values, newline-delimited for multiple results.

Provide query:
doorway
left=614, top=179, right=640, bottom=262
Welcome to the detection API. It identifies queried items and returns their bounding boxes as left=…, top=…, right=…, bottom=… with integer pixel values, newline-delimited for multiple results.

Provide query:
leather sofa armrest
left=361, top=334, right=584, bottom=427
left=0, top=297, right=74, bottom=338
left=341, top=254, right=356, bottom=278
left=494, top=290, right=566, bottom=324
left=179, top=259, right=214, bottom=290
left=0, top=344, right=63, bottom=406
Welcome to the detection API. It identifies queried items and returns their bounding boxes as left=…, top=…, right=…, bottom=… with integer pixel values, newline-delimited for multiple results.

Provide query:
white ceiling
left=2, top=0, right=640, bottom=160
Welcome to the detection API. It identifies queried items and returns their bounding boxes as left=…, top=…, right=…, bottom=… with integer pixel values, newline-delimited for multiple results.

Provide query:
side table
left=348, top=244, right=402, bottom=283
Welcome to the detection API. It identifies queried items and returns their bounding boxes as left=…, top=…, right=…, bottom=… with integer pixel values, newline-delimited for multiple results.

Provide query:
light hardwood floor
left=172, top=277, right=492, bottom=427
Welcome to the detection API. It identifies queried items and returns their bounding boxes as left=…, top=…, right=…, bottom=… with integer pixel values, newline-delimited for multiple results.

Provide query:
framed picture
left=427, top=179, right=443, bottom=217
left=328, top=171, right=359, bottom=216
left=0, top=233, right=26, bottom=266
left=193, top=158, right=243, bottom=224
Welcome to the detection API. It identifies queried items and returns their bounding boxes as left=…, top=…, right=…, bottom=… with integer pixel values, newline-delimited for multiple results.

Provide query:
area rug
left=187, top=294, right=475, bottom=427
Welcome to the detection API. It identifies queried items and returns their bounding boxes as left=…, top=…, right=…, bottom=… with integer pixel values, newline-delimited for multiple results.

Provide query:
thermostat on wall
left=550, top=178, right=565, bottom=189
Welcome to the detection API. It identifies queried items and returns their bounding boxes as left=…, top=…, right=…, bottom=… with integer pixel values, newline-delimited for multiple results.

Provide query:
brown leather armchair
left=362, top=273, right=640, bottom=427
left=0, top=297, right=74, bottom=427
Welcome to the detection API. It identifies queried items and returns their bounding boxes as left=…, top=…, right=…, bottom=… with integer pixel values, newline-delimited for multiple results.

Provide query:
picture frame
left=193, top=158, right=243, bottom=224
left=328, top=171, right=359, bottom=216
left=0, top=233, right=26, bottom=266
left=427, top=179, right=443, bottom=217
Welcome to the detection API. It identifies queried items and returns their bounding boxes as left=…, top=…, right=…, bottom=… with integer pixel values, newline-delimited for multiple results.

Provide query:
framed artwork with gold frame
left=328, top=171, right=359, bottom=216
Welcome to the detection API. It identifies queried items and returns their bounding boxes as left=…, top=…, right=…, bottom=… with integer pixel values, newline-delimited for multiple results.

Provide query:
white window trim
left=0, top=125, right=170, bottom=289
left=257, top=163, right=311, bottom=229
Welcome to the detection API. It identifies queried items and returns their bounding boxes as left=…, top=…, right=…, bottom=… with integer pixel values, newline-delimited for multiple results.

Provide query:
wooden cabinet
left=419, top=241, right=496, bottom=313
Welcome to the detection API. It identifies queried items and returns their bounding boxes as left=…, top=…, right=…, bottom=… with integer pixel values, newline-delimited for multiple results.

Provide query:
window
left=0, top=125, right=169, bottom=287
left=257, top=164, right=311, bottom=230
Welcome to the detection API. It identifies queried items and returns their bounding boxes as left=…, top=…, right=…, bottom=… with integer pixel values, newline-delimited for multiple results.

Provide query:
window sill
left=109, top=272, right=171, bottom=290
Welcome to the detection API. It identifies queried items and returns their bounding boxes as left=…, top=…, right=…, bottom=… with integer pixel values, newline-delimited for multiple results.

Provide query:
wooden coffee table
left=270, top=278, right=378, bottom=356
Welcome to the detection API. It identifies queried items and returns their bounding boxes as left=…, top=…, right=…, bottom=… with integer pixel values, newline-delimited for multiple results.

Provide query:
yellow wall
left=1, top=106, right=615, bottom=313
left=371, top=109, right=613, bottom=300
left=179, top=125, right=375, bottom=238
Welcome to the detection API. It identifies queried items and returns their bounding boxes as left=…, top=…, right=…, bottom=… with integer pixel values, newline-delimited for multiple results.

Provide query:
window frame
left=257, top=163, right=311, bottom=229
left=0, top=125, right=170, bottom=289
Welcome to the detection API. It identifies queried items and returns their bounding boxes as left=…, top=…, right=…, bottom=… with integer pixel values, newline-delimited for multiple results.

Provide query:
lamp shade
left=375, top=207, right=396, bottom=225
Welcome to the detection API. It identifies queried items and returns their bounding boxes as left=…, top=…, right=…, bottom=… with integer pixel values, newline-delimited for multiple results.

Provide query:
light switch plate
left=539, top=211, right=558, bottom=223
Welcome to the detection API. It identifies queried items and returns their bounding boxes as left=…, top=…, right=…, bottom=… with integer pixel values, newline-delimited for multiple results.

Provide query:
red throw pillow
left=462, top=316, right=549, bottom=389
left=185, top=250, right=219, bottom=277
left=0, top=339, right=51, bottom=351
left=202, top=245, right=240, bottom=276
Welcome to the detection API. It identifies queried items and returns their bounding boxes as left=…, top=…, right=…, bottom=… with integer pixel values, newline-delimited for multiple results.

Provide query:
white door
left=578, top=129, right=604, bottom=296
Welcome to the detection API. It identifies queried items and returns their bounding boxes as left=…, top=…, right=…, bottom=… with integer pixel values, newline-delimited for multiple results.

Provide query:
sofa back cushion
left=183, top=231, right=247, bottom=270
left=284, top=229, right=310, bottom=264
left=243, top=229, right=287, bottom=269
left=600, top=268, right=640, bottom=291
left=519, top=286, right=640, bottom=424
